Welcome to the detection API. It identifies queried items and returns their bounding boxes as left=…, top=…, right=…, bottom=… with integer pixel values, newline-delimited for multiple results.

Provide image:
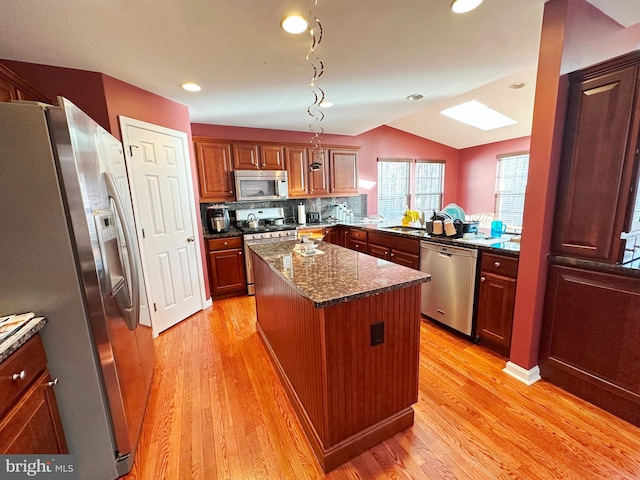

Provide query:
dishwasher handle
left=438, top=252, right=453, bottom=258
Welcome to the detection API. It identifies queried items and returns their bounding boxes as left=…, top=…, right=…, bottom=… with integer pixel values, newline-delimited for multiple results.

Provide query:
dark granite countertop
left=550, top=255, right=640, bottom=279
left=0, top=316, right=47, bottom=364
left=250, top=240, right=430, bottom=308
left=203, top=227, right=243, bottom=240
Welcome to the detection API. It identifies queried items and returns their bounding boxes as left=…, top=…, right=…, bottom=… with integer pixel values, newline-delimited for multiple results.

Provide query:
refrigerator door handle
left=103, top=172, right=140, bottom=331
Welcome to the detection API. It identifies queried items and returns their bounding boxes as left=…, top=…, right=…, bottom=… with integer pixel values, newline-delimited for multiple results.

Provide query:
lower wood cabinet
left=367, top=231, right=420, bottom=270
left=207, top=237, right=247, bottom=299
left=476, top=253, right=518, bottom=357
left=0, top=334, right=68, bottom=454
left=540, top=264, right=640, bottom=428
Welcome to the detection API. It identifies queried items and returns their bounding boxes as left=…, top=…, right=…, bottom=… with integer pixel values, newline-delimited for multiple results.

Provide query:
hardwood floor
left=123, top=296, right=640, bottom=479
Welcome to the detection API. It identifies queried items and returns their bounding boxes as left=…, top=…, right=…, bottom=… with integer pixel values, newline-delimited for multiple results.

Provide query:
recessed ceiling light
left=281, top=15, right=308, bottom=34
left=181, top=82, right=201, bottom=92
left=319, top=100, right=334, bottom=108
left=509, top=81, right=526, bottom=89
left=451, top=0, right=484, bottom=14
left=407, top=94, right=424, bottom=101
left=441, top=100, right=517, bottom=131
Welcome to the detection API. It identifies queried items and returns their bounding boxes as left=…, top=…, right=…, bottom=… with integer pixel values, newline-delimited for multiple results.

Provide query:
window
left=377, top=158, right=445, bottom=221
left=494, top=152, right=529, bottom=228
left=415, top=160, right=445, bottom=213
left=377, top=159, right=411, bottom=221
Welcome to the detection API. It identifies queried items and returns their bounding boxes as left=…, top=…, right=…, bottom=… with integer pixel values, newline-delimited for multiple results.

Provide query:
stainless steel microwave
left=234, top=170, right=288, bottom=201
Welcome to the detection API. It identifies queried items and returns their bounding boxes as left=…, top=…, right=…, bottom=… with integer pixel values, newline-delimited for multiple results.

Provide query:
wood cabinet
left=0, top=63, right=53, bottom=104
left=348, top=228, right=368, bottom=253
left=0, top=334, right=68, bottom=454
left=285, top=147, right=331, bottom=197
left=540, top=264, right=640, bottom=428
left=207, top=237, right=247, bottom=298
left=329, top=149, right=359, bottom=194
left=194, top=138, right=235, bottom=202
left=552, top=52, right=640, bottom=264
left=367, top=231, right=420, bottom=270
left=233, top=143, right=283, bottom=170
left=476, top=253, right=518, bottom=357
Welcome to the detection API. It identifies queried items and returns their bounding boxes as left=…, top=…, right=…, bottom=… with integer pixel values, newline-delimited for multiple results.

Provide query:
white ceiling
left=0, top=0, right=636, bottom=149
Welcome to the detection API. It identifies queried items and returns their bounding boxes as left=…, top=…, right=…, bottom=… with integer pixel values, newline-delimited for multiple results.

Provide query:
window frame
left=494, top=151, right=530, bottom=229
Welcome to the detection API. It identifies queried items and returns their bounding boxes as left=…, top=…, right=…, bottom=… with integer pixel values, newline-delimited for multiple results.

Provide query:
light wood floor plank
left=123, top=296, right=640, bottom=479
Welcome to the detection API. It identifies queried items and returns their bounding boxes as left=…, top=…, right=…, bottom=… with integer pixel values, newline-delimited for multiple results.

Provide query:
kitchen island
left=250, top=240, right=430, bottom=472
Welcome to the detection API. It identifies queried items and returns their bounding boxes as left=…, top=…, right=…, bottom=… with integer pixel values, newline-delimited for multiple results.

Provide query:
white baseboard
left=503, top=361, right=541, bottom=386
left=204, top=297, right=213, bottom=309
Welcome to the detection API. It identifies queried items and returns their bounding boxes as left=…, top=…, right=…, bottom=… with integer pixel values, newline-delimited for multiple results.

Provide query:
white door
left=119, top=118, right=205, bottom=335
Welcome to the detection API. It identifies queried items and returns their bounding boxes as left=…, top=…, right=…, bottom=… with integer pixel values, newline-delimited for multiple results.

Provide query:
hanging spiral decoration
left=306, top=0, right=325, bottom=164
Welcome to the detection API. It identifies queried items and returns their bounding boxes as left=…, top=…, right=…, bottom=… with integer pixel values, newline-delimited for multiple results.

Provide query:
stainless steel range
left=236, top=207, right=297, bottom=295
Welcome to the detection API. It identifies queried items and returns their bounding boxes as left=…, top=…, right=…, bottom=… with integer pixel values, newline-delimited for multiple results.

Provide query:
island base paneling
left=253, top=254, right=421, bottom=472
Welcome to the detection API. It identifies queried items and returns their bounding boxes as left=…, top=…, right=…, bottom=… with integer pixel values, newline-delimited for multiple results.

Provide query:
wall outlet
left=370, top=322, right=384, bottom=346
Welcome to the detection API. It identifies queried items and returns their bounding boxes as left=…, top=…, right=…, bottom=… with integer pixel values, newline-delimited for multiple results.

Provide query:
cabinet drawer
left=208, top=237, right=242, bottom=251
left=368, top=232, right=420, bottom=255
left=481, top=253, right=518, bottom=277
left=0, top=335, right=47, bottom=417
left=349, top=239, right=368, bottom=252
left=349, top=229, right=368, bottom=241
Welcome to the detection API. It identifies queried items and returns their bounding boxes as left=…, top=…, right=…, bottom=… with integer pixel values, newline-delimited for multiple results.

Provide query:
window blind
left=415, top=160, right=444, bottom=213
left=377, top=159, right=411, bottom=221
left=494, top=152, right=529, bottom=227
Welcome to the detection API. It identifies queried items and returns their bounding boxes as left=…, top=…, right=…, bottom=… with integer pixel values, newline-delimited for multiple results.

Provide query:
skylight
left=440, top=100, right=517, bottom=131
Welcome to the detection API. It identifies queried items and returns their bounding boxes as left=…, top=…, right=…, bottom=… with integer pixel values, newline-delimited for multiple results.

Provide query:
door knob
left=187, top=237, right=195, bottom=242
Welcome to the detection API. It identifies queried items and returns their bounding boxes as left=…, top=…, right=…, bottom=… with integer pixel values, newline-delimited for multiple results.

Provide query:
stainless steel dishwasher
left=419, top=242, right=478, bottom=336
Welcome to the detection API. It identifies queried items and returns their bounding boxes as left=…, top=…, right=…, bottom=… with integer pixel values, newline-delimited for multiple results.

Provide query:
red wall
left=457, top=136, right=531, bottom=214
left=193, top=123, right=459, bottom=214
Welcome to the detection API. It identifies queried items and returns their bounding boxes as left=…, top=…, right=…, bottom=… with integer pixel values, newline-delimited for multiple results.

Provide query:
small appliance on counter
left=306, top=212, right=321, bottom=224
left=206, top=205, right=230, bottom=234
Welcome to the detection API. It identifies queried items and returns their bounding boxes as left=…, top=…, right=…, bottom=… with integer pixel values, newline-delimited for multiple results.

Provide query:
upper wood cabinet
left=329, top=149, right=359, bottom=194
left=285, top=147, right=331, bottom=197
left=194, top=137, right=235, bottom=202
left=552, top=52, right=640, bottom=263
left=0, top=63, right=53, bottom=104
left=233, top=143, right=284, bottom=170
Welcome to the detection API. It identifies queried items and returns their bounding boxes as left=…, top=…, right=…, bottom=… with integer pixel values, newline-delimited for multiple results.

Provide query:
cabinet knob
left=230, top=190, right=233, bottom=194
left=47, top=378, right=59, bottom=387
left=494, top=261, right=501, bottom=267
left=481, top=276, right=486, bottom=282
left=12, top=370, right=26, bottom=381
left=187, top=236, right=195, bottom=242
left=390, top=253, right=395, bottom=257
left=239, top=251, right=242, bottom=255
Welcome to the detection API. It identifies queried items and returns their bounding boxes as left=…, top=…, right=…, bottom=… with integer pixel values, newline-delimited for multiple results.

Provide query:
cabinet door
left=209, top=249, right=247, bottom=297
left=329, top=149, right=359, bottom=194
left=0, top=76, right=18, bottom=102
left=541, top=264, right=640, bottom=426
left=285, top=146, right=308, bottom=197
left=368, top=243, right=389, bottom=260
left=552, top=65, right=640, bottom=263
left=476, top=272, right=516, bottom=357
left=260, top=145, right=284, bottom=170
left=233, top=144, right=260, bottom=170
left=309, top=151, right=330, bottom=195
left=349, top=239, right=368, bottom=252
left=389, top=249, right=419, bottom=270
left=0, top=371, right=68, bottom=454
left=195, top=140, right=235, bottom=201
left=324, top=227, right=338, bottom=245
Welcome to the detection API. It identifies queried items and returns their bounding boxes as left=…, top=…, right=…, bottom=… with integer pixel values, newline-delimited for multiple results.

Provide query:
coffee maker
left=206, top=205, right=230, bottom=234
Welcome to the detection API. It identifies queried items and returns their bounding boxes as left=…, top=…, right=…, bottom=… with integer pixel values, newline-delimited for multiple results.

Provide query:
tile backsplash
left=200, top=195, right=368, bottom=227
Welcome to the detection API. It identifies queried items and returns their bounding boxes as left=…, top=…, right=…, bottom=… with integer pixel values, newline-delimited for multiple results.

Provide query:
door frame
left=118, top=116, right=208, bottom=336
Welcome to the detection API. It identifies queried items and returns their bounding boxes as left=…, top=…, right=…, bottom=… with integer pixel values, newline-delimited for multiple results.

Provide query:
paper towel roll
left=297, top=203, right=306, bottom=225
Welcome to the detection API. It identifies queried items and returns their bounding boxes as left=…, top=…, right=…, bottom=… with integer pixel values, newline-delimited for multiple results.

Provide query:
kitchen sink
left=383, top=225, right=424, bottom=233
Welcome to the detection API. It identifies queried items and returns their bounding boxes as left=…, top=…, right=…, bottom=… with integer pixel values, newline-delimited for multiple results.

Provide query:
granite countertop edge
left=0, top=317, right=47, bottom=364
left=549, top=255, right=640, bottom=278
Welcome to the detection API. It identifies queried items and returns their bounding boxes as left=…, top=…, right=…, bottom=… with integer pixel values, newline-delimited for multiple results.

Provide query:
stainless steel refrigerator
left=0, top=98, right=154, bottom=479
